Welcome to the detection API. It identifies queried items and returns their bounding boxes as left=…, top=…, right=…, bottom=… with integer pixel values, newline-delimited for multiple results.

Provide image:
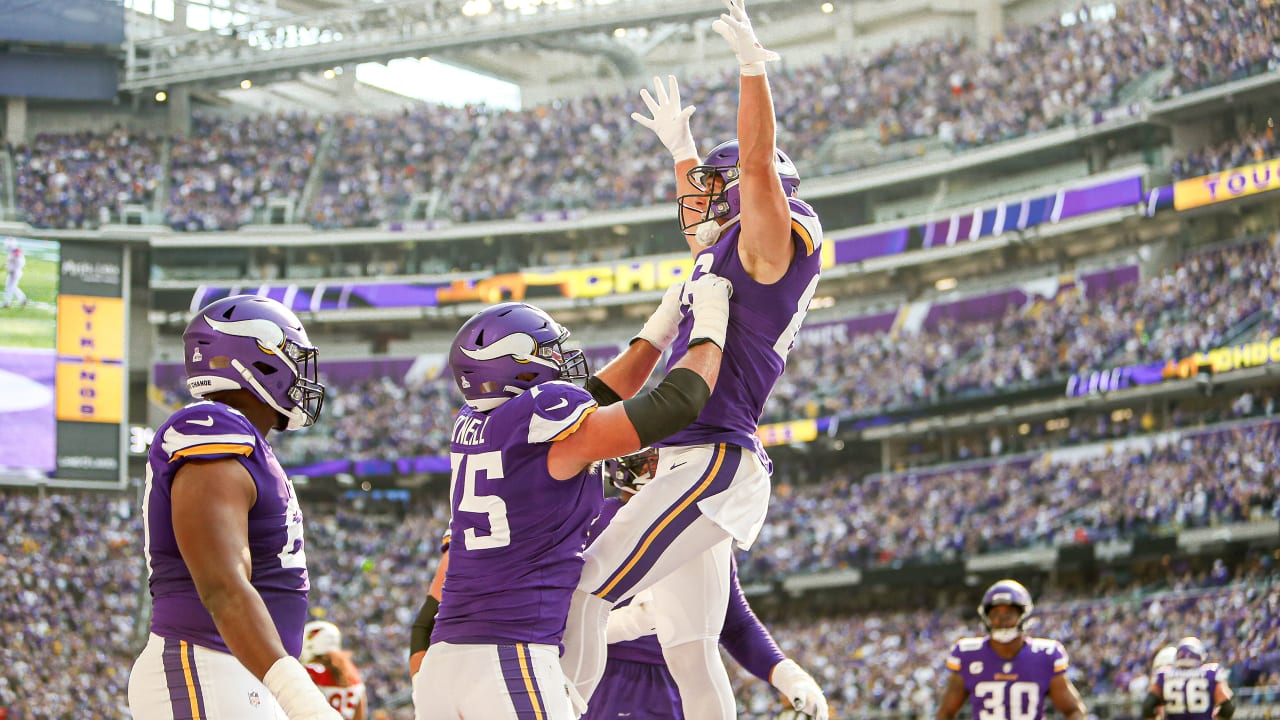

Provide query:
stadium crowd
left=743, top=417, right=1280, bottom=581
left=3, top=481, right=1277, bottom=719
left=4, top=0, right=1278, bottom=229
left=223, top=234, right=1280, bottom=469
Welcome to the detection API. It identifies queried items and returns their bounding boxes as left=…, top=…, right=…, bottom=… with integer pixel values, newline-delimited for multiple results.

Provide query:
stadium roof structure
left=121, top=0, right=821, bottom=96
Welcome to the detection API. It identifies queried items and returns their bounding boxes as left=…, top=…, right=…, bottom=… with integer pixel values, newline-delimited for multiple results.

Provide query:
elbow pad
left=622, top=368, right=710, bottom=447
left=409, top=595, right=440, bottom=657
left=1218, top=698, right=1235, bottom=720
left=585, top=375, right=623, bottom=407
left=1141, top=693, right=1162, bottom=720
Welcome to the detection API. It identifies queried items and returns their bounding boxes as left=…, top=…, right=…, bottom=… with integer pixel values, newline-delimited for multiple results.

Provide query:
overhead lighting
left=821, top=2, right=835, bottom=12
left=240, top=79, right=253, bottom=89
left=323, top=68, right=336, bottom=80
left=613, top=27, right=626, bottom=37
left=154, top=90, right=168, bottom=103
left=935, top=277, right=958, bottom=291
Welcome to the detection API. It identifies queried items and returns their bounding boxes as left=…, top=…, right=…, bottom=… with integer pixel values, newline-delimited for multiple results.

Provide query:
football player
left=584, top=450, right=829, bottom=720
left=562, top=1, right=825, bottom=717
left=302, top=621, right=368, bottom=720
left=412, top=274, right=733, bottom=720
left=128, top=295, right=341, bottom=719
left=936, top=579, right=1087, bottom=720
left=2, top=239, right=26, bottom=308
left=1142, top=636, right=1235, bottom=720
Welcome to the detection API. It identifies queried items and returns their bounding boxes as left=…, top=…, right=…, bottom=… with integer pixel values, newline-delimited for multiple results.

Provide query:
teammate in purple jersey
left=562, top=2, right=824, bottom=717
left=584, top=453, right=828, bottom=720
left=412, top=274, right=733, bottom=720
left=129, top=295, right=342, bottom=720
left=1143, top=637, right=1235, bottom=720
left=937, top=579, right=1087, bottom=720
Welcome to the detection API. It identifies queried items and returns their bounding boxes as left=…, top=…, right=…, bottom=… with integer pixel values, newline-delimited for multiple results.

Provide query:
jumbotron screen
left=0, top=238, right=127, bottom=487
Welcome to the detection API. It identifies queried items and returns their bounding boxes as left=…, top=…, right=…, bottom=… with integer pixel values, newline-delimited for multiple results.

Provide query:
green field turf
left=0, top=255, right=59, bottom=350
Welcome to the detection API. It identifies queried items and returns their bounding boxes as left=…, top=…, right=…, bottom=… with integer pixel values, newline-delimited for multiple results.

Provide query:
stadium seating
left=5, top=0, right=1277, bottom=229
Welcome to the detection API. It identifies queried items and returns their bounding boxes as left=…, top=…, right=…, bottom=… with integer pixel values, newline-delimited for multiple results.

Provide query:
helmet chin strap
left=694, top=220, right=724, bottom=247
left=232, top=358, right=307, bottom=431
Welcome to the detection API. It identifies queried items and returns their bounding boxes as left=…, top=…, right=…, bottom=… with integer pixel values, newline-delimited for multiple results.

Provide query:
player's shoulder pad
left=525, top=381, right=597, bottom=444
left=1029, top=637, right=1070, bottom=670
left=788, top=197, right=823, bottom=255
left=157, top=401, right=258, bottom=463
left=946, top=636, right=983, bottom=672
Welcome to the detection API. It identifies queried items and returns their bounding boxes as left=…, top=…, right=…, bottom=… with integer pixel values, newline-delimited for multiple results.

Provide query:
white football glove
left=263, top=657, right=345, bottom=720
left=770, top=658, right=829, bottom=720
left=711, top=0, right=780, bottom=76
left=632, top=281, right=686, bottom=352
left=605, top=590, right=657, bottom=644
left=630, top=75, right=698, bottom=163
left=685, top=273, right=733, bottom=350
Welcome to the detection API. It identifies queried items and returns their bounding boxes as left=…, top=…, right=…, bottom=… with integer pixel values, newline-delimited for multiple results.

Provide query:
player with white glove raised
left=562, top=0, right=825, bottom=718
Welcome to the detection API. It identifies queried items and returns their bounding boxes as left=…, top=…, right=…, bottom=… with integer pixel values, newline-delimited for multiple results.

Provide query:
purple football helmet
left=1175, top=636, right=1206, bottom=667
left=978, top=579, right=1034, bottom=642
left=678, top=139, right=800, bottom=234
left=604, top=447, right=659, bottom=495
left=449, top=302, right=588, bottom=411
left=184, top=295, right=325, bottom=431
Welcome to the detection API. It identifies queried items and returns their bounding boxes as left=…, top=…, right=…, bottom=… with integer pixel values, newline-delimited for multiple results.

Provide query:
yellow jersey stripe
left=516, top=644, right=545, bottom=720
left=792, top=219, right=816, bottom=257
left=179, top=641, right=203, bottom=720
left=170, top=443, right=254, bottom=461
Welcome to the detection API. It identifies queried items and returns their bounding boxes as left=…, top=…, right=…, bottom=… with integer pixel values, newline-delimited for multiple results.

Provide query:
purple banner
left=1065, top=361, right=1168, bottom=397
left=833, top=228, right=909, bottom=263
left=1057, top=175, right=1143, bottom=218
left=920, top=174, right=1142, bottom=249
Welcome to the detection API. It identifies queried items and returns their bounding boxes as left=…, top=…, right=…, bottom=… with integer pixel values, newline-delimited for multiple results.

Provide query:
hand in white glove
left=770, top=658, right=829, bottom=720
left=685, top=273, right=733, bottom=350
left=711, top=0, right=780, bottom=76
left=631, top=75, right=698, bottom=163
left=632, top=281, right=686, bottom=352
left=605, top=590, right=657, bottom=644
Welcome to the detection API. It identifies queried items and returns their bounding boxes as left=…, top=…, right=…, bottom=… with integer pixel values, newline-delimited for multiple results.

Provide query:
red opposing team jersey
left=306, top=662, right=365, bottom=720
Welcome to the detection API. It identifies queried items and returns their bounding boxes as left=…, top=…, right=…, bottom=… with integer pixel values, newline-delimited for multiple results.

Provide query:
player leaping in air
left=561, top=1, right=825, bottom=718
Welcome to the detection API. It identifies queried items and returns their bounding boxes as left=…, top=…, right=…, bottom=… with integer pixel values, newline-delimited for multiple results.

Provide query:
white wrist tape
left=263, top=656, right=337, bottom=719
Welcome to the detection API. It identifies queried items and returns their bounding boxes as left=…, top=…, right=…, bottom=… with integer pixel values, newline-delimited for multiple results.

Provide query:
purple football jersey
left=1153, top=663, right=1225, bottom=720
left=662, top=198, right=823, bottom=461
left=432, top=381, right=605, bottom=647
left=143, top=401, right=310, bottom=657
left=946, top=636, right=1069, bottom=720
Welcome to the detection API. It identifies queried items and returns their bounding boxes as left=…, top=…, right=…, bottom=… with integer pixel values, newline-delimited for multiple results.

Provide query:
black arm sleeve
left=409, top=595, right=440, bottom=657
left=1141, top=692, right=1163, bottom=720
left=585, top=375, right=623, bottom=407
left=622, top=368, right=711, bottom=448
left=1218, top=698, right=1235, bottom=720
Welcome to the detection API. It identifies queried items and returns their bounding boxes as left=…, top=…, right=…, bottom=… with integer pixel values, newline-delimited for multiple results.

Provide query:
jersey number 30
left=974, top=680, right=1041, bottom=720
left=449, top=451, right=511, bottom=550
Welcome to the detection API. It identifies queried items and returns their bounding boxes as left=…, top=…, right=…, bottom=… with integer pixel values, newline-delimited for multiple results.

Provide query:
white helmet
left=301, top=621, right=342, bottom=663
left=1152, top=645, right=1177, bottom=672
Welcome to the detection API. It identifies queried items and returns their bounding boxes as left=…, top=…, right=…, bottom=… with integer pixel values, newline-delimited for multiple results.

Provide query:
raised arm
left=631, top=74, right=704, bottom=256
left=713, top=0, right=792, bottom=275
